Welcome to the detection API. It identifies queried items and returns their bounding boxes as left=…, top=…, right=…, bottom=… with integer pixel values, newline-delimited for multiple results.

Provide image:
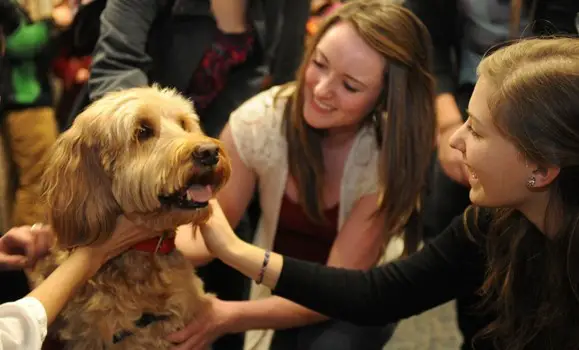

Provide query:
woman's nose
left=449, top=124, right=466, bottom=154
left=313, top=75, right=334, bottom=99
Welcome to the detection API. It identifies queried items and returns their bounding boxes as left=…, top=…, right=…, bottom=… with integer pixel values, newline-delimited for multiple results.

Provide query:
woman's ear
left=41, top=127, right=121, bottom=248
left=532, top=166, right=561, bottom=188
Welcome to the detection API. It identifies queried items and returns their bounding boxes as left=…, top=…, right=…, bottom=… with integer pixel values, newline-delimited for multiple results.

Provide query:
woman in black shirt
left=196, top=37, right=579, bottom=350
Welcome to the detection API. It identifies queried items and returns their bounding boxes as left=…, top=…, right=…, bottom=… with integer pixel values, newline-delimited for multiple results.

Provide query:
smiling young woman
left=198, top=36, right=579, bottom=350
left=166, top=1, right=437, bottom=349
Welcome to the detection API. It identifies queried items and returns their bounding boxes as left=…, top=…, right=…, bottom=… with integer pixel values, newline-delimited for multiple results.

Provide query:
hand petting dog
left=167, top=296, right=238, bottom=350
left=0, top=224, right=53, bottom=270
left=0, top=218, right=157, bottom=272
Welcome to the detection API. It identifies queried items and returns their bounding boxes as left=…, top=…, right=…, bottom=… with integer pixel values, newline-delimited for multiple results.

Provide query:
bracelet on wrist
left=256, top=250, right=271, bottom=285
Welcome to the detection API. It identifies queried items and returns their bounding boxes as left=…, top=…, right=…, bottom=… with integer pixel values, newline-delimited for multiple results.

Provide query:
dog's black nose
left=193, top=143, right=219, bottom=166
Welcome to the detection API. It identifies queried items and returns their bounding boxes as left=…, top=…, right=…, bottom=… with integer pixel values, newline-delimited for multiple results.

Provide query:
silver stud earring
left=526, top=175, right=536, bottom=189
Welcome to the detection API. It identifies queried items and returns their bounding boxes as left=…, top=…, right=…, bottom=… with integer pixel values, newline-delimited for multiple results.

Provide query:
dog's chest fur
left=35, top=249, right=209, bottom=350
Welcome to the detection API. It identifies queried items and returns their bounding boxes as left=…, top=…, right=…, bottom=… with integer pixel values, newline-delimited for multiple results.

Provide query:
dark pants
left=270, top=320, right=396, bottom=350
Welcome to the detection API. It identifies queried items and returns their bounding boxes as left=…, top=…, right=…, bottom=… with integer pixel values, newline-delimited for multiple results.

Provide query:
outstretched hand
left=79, top=216, right=158, bottom=270
left=0, top=216, right=159, bottom=272
left=198, top=200, right=241, bottom=257
left=200, top=200, right=284, bottom=289
left=0, top=224, right=54, bottom=270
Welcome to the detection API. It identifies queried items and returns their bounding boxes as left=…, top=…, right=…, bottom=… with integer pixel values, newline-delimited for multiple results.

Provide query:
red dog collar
left=132, top=233, right=175, bottom=254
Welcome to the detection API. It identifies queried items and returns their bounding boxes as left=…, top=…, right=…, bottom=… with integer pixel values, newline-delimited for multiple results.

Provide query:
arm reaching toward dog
left=168, top=195, right=385, bottom=348
left=198, top=200, right=284, bottom=289
left=175, top=122, right=258, bottom=267
left=175, top=224, right=213, bottom=267
left=166, top=200, right=285, bottom=349
left=0, top=217, right=156, bottom=349
left=28, top=216, right=156, bottom=324
left=185, top=201, right=483, bottom=327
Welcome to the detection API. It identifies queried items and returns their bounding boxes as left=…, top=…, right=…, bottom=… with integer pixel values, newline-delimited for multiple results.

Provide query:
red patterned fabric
left=187, top=30, right=255, bottom=111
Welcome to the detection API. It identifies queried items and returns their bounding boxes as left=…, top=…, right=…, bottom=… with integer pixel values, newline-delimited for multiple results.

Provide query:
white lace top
left=229, top=85, right=397, bottom=350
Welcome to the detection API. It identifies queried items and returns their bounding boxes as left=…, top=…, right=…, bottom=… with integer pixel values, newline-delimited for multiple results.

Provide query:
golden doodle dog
left=33, top=86, right=231, bottom=349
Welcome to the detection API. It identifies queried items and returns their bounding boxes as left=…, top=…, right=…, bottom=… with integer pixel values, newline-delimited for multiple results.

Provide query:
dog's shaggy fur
left=33, top=86, right=231, bottom=350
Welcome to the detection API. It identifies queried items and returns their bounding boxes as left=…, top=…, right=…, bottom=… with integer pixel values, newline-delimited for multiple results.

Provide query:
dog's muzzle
left=158, top=144, right=224, bottom=210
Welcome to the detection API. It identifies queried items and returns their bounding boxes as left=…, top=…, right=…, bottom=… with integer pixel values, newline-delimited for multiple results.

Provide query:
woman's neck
left=322, top=125, right=359, bottom=149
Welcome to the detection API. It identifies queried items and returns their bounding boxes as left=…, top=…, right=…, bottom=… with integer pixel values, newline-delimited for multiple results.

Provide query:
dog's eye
left=179, top=119, right=188, bottom=131
left=136, top=123, right=155, bottom=141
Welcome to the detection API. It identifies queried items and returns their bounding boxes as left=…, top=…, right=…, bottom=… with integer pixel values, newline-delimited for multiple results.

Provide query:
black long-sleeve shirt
left=275, top=209, right=494, bottom=349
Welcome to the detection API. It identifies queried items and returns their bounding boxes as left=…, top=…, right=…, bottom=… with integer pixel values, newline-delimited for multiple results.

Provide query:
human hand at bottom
left=167, top=296, right=240, bottom=350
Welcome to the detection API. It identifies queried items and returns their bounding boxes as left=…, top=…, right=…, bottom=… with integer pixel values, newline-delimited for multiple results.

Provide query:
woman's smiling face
left=302, top=21, right=385, bottom=133
left=450, top=76, right=533, bottom=208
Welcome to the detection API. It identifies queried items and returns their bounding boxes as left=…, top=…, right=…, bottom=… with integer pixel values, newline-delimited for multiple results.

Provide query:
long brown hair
left=472, top=37, right=579, bottom=349
left=281, top=0, right=436, bottom=254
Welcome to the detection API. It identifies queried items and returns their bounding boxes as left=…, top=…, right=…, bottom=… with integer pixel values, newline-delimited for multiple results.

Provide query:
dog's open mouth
left=158, top=172, right=218, bottom=210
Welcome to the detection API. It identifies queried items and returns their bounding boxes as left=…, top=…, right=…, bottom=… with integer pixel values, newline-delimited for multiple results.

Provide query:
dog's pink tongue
left=186, top=185, right=213, bottom=202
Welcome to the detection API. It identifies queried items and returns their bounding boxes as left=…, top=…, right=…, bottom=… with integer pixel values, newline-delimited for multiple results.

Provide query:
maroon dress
left=273, top=194, right=339, bottom=265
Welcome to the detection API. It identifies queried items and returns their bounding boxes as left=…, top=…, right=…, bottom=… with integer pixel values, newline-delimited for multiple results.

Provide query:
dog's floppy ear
left=42, top=127, right=121, bottom=248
